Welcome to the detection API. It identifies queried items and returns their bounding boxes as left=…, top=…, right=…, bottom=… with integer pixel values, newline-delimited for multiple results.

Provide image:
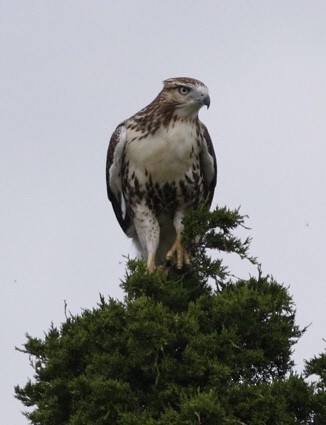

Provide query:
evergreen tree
left=15, top=207, right=326, bottom=424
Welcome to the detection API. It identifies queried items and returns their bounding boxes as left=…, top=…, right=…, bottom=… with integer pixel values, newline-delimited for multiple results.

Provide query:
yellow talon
left=147, top=252, right=156, bottom=272
left=166, top=236, right=190, bottom=269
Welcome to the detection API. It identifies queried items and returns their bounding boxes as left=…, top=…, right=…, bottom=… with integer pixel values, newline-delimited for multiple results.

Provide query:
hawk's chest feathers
left=125, top=121, right=201, bottom=183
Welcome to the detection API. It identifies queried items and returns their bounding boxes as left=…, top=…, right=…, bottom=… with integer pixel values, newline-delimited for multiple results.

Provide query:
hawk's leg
left=166, top=211, right=191, bottom=269
left=133, top=203, right=160, bottom=272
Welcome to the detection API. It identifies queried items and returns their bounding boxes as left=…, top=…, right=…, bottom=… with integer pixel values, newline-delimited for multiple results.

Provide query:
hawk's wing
left=106, top=125, right=131, bottom=235
left=200, top=123, right=217, bottom=207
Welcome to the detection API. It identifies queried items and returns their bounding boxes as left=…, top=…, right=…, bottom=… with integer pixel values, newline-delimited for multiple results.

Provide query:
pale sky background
left=2, top=1, right=326, bottom=423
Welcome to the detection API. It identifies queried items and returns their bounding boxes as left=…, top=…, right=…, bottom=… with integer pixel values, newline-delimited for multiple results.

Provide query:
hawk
left=106, top=77, right=217, bottom=271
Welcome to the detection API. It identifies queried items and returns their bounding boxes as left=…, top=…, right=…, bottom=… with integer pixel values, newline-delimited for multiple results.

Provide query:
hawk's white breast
left=125, top=121, right=200, bottom=183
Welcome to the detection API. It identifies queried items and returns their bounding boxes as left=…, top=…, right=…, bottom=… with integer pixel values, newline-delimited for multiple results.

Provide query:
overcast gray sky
left=2, top=1, right=326, bottom=422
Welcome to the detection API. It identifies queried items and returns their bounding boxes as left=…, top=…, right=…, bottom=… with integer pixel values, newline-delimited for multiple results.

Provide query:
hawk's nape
left=106, top=77, right=217, bottom=271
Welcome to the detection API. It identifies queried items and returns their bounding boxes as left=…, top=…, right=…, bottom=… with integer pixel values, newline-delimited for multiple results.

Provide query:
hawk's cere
left=106, top=77, right=217, bottom=271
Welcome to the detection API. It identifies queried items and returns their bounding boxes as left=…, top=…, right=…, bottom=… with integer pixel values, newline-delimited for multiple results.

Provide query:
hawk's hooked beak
left=202, top=94, right=210, bottom=109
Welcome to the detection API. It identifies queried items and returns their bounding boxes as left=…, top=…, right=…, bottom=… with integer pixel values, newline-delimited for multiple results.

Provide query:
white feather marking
left=200, top=139, right=216, bottom=185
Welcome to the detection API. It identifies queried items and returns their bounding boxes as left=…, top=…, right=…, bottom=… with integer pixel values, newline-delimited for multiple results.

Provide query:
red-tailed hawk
left=106, top=77, right=217, bottom=271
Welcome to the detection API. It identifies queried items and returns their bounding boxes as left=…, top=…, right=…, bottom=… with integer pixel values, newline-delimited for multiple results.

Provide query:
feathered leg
left=133, top=203, right=160, bottom=272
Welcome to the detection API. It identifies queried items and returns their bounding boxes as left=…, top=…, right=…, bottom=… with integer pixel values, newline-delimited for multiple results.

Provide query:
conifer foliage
left=15, top=207, right=326, bottom=424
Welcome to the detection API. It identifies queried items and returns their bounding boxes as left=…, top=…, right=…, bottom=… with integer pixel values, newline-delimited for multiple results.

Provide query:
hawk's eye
left=178, top=86, right=190, bottom=95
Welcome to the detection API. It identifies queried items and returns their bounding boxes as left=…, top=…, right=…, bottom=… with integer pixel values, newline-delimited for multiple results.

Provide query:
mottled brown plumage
left=106, top=77, right=217, bottom=271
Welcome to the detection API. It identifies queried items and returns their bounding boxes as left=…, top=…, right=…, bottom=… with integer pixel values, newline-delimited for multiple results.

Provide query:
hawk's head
left=160, top=77, right=210, bottom=117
